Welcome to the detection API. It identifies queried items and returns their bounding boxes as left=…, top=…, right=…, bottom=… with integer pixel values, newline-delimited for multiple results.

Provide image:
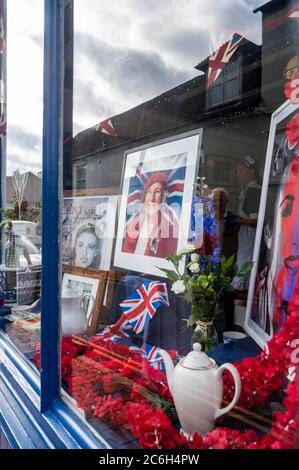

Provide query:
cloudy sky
left=6, top=0, right=264, bottom=175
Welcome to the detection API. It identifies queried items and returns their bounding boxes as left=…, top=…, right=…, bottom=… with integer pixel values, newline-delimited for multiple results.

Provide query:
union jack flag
left=95, top=118, right=118, bottom=138
left=130, top=343, right=180, bottom=371
left=97, top=323, right=130, bottom=342
left=207, top=33, right=243, bottom=88
left=140, top=343, right=165, bottom=370
left=119, top=281, right=169, bottom=334
left=125, top=153, right=186, bottom=221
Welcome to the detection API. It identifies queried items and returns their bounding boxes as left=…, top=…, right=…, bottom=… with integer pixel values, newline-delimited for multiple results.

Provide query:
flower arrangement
left=159, top=180, right=252, bottom=351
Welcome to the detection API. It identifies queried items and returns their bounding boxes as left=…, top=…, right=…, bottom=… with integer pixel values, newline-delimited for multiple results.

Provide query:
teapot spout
left=158, top=348, right=174, bottom=396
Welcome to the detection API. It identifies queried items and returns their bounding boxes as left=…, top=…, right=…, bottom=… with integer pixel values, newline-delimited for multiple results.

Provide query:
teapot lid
left=181, top=343, right=215, bottom=370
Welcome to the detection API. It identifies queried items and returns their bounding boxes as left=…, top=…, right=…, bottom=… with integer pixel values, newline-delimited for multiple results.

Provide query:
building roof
left=195, top=35, right=260, bottom=72
left=253, top=0, right=292, bottom=14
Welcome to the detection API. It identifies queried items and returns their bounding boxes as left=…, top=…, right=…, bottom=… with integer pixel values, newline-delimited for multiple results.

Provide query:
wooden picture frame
left=62, top=265, right=108, bottom=335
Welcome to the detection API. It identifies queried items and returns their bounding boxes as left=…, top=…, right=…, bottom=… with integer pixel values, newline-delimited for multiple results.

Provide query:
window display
left=52, top=0, right=299, bottom=449
left=0, top=0, right=297, bottom=452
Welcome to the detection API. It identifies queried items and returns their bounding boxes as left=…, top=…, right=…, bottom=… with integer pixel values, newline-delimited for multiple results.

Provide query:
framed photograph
left=16, top=266, right=41, bottom=306
left=62, top=265, right=107, bottom=335
left=114, top=129, right=202, bottom=277
left=245, top=100, right=299, bottom=348
left=206, top=155, right=236, bottom=187
left=62, top=195, right=118, bottom=271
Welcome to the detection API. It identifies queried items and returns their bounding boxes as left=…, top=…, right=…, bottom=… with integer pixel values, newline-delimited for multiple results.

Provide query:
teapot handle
left=214, top=363, right=241, bottom=420
left=80, top=293, right=95, bottom=326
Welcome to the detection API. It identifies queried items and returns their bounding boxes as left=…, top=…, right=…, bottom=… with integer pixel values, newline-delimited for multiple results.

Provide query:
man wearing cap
left=122, top=172, right=179, bottom=258
left=232, top=155, right=261, bottom=290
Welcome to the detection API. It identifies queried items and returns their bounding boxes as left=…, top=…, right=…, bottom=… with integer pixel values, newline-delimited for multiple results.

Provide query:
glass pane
left=60, top=0, right=299, bottom=449
left=225, top=60, right=239, bottom=77
left=0, top=0, right=43, bottom=368
left=210, top=83, right=224, bottom=104
left=224, top=78, right=239, bottom=100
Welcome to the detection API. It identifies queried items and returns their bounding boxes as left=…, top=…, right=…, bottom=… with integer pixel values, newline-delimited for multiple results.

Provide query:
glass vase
left=191, top=319, right=218, bottom=353
left=4, top=231, right=17, bottom=268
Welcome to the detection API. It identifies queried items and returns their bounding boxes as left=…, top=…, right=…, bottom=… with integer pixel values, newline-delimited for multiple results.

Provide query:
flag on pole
left=207, top=34, right=243, bottom=88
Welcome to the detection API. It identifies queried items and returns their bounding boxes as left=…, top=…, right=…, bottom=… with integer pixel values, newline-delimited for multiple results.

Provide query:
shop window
left=0, top=0, right=43, bottom=371
left=51, top=0, right=299, bottom=450
left=0, top=0, right=293, bottom=451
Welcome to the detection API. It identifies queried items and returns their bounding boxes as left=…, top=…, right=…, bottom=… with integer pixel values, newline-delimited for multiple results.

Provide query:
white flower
left=177, top=244, right=195, bottom=256
left=189, top=262, right=200, bottom=274
left=190, top=253, right=199, bottom=262
left=171, top=280, right=186, bottom=295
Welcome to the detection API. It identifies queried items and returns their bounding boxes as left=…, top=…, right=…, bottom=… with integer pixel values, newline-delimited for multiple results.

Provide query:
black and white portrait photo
left=62, top=196, right=117, bottom=271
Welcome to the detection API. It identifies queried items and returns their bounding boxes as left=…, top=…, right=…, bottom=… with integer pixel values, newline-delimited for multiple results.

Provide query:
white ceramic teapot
left=158, top=343, right=241, bottom=437
left=61, top=289, right=95, bottom=336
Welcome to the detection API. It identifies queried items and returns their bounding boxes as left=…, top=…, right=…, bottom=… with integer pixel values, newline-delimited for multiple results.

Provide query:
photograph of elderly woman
left=122, top=168, right=182, bottom=258
left=114, top=131, right=200, bottom=276
left=62, top=196, right=117, bottom=270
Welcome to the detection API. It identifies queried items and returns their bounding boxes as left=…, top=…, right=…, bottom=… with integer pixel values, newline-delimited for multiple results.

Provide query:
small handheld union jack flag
left=119, top=281, right=169, bottom=334
left=130, top=343, right=180, bottom=371
left=208, top=33, right=243, bottom=88
left=97, top=280, right=169, bottom=342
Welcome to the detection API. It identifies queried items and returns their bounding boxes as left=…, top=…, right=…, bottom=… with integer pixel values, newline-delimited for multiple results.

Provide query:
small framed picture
left=61, top=265, right=107, bottom=335
left=245, top=100, right=299, bottom=348
left=62, top=195, right=118, bottom=271
left=206, top=155, right=236, bottom=187
left=113, top=129, right=202, bottom=277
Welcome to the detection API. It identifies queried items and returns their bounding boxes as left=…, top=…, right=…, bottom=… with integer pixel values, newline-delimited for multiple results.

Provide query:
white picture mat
left=113, top=130, right=202, bottom=277
left=244, top=100, right=299, bottom=348
left=61, top=272, right=99, bottom=324
left=63, top=195, right=118, bottom=271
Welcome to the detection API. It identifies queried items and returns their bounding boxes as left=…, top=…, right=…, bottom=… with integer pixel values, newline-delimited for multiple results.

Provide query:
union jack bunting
left=119, top=281, right=169, bottom=334
left=207, top=33, right=243, bottom=88
left=95, top=118, right=118, bottom=138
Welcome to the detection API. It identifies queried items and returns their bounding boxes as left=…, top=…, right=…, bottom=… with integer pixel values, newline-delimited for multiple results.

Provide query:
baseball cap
left=240, top=155, right=258, bottom=169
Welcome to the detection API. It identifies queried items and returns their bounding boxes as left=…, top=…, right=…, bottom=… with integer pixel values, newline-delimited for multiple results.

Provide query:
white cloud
left=73, top=0, right=263, bottom=133
left=6, top=0, right=44, bottom=175
left=5, top=0, right=264, bottom=172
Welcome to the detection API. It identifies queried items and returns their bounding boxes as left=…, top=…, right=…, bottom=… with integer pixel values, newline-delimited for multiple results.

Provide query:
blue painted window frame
left=40, top=0, right=63, bottom=413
